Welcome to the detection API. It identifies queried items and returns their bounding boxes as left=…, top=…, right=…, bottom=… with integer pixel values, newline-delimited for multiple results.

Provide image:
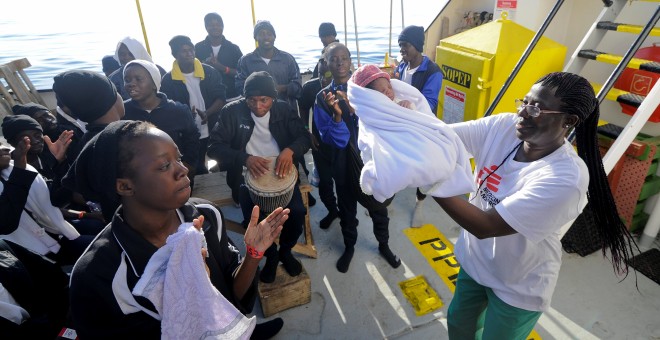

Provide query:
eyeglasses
left=515, top=99, right=565, bottom=117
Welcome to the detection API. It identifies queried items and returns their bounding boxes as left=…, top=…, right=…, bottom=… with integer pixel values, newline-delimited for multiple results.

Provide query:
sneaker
left=250, top=317, right=284, bottom=340
left=320, top=209, right=339, bottom=229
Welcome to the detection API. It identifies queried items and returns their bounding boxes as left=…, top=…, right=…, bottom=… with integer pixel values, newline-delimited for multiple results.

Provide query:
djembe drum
left=245, top=157, right=298, bottom=213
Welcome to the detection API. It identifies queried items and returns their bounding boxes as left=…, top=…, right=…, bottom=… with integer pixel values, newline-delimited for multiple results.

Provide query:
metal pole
left=352, top=0, right=361, bottom=66
left=134, top=0, right=151, bottom=55
left=251, top=0, right=258, bottom=48
left=401, top=0, right=405, bottom=28
left=344, top=0, right=348, bottom=45
left=388, top=0, right=393, bottom=66
left=483, top=0, right=565, bottom=117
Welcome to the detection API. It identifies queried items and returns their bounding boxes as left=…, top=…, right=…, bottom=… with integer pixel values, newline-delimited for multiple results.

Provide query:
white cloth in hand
left=133, top=223, right=255, bottom=340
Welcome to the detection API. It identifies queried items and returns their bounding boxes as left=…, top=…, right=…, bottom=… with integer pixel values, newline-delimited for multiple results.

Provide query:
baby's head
left=351, top=64, right=394, bottom=101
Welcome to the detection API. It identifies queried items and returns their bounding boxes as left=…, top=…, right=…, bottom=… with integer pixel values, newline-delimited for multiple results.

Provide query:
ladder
left=563, top=0, right=660, bottom=249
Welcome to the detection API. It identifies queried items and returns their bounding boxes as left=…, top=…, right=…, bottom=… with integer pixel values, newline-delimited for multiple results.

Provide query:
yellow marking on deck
left=404, top=224, right=542, bottom=340
left=404, top=224, right=460, bottom=292
left=399, top=275, right=443, bottom=316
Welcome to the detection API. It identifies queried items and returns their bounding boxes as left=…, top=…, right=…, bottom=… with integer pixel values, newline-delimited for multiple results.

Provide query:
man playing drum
left=208, top=71, right=311, bottom=283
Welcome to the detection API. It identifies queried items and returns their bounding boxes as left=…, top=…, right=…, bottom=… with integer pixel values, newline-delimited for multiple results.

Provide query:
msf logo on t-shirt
left=476, top=165, right=502, bottom=206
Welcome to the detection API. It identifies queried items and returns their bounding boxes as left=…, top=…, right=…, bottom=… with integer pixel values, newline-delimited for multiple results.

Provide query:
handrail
left=596, top=7, right=659, bottom=106
left=483, top=0, right=565, bottom=117
left=568, top=4, right=660, bottom=142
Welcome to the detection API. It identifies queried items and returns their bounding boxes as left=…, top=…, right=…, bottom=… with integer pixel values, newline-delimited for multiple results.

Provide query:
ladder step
left=578, top=49, right=660, bottom=74
left=591, top=82, right=644, bottom=108
left=596, top=21, right=660, bottom=36
left=618, top=92, right=646, bottom=108
left=597, top=123, right=624, bottom=139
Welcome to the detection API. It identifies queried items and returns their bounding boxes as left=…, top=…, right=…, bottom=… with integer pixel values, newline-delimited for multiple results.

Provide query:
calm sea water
left=1, top=0, right=446, bottom=90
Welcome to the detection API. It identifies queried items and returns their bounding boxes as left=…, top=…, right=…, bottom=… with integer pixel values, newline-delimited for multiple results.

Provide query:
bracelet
left=225, top=66, right=230, bottom=74
left=78, top=211, right=85, bottom=219
left=246, top=245, right=264, bottom=259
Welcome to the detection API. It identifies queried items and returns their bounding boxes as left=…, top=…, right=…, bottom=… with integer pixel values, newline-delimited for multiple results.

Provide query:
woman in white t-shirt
left=433, top=72, right=637, bottom=339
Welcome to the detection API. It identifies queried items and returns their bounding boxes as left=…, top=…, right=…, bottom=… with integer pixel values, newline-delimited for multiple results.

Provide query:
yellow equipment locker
left=436, top=17, right=567, bottom=123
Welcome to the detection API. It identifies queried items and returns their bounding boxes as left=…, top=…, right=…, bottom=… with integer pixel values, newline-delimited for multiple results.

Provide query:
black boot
left=336, top=246, right=355, bottom=273
left=308, top=194, right=317, bottom=207
left=279, top=248, right=302, bottom=277
left=250, top=317, right=284, bottom=340
left=379, top=243, right=401, bottom=268
left=319, top=209, right=339, bottom=229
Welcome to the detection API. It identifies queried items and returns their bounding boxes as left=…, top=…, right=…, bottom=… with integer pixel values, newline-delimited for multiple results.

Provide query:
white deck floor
left=220, top=155, right=660, bottom=340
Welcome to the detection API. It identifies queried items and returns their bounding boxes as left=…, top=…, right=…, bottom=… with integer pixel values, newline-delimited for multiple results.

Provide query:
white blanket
left=133, top=223, right=255, bottom=340
left=347, top=79, right=474, bottom=202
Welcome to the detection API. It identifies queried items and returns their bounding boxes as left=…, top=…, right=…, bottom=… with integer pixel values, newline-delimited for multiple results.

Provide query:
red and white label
left=497, top=0, right=517, bottom=9
left=443, top=86, right=466, bottom=124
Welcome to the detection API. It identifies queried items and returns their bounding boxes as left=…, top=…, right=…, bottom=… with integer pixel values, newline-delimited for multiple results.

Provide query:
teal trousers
left=447, top=269, right=542, bottom=340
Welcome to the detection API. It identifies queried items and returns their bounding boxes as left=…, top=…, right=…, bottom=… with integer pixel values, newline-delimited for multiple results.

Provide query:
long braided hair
left=536, top=72, right=637, bottom=275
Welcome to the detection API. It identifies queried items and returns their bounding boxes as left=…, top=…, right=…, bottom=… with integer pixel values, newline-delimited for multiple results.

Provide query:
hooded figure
left=110, top=37, right=166, bottom=99
left=114, top=37, right=153, bottom=65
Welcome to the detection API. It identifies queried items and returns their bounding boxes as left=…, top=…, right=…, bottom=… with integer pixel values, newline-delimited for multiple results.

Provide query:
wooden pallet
left=0, top=58, right=48, bottom=119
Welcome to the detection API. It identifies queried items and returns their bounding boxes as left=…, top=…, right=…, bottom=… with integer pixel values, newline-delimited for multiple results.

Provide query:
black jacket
left=123, top=93, right=200, bottom=168
left=195, top=36, right=243, bottom=99
left=207, top=99, right=311, bottom=192
left=0, top=167, right=37, bottom=234
left=160, top=63, right=227, bottom=130
left=0, top=240, right=69, bottom=339
left=69, top=199, right=256, bottom=339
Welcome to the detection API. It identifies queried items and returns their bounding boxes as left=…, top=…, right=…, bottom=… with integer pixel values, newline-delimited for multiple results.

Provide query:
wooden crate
left=258, top=264, right=311, bottom=317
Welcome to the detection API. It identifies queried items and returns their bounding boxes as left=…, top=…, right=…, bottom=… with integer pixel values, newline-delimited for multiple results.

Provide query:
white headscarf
left=114, top=37, right=153, bottom=64
left=124, top=59, right=162, bottom=91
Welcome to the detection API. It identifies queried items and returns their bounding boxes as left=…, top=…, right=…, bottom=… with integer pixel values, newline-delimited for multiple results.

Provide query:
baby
left=351, top=64, right=415, bottom=110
